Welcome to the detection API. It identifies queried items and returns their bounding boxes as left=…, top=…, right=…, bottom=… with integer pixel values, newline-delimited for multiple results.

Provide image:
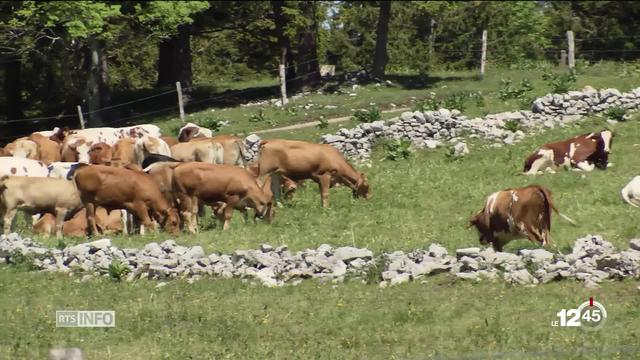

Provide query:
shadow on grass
left=384, top=73, right=479, bottom=90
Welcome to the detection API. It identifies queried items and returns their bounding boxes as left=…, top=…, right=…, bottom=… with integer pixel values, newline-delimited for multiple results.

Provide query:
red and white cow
left=178, top=123, right=213, bottom=142
left=523, top=130, right=614, bottom=175
left=469, top=185, right=576, bottom=251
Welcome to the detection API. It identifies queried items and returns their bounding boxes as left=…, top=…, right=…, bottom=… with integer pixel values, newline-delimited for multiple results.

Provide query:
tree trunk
left=294, top=1, right=321, bottom=91
left=157, top=24, right=193, bottom=92
left=271, top=0, right=296, bottom=94
left=84, top=38, right=110, bottom=127
left=372, top=1, right=391, bottom=78
left=4, top=57, right=23, bottom=121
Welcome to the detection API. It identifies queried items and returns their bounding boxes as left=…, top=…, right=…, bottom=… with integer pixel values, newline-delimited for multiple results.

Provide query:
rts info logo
left=551, top=297, right=607, bottom=331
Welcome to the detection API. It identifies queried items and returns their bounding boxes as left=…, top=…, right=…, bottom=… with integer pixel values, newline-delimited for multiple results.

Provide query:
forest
left=1, top=1, right=639, bottom=139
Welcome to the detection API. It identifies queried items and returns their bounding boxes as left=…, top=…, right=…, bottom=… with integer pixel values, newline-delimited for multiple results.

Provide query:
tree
left=294, top=1, right=322, bottom=91
left=372, top=1, right=391, bottom=78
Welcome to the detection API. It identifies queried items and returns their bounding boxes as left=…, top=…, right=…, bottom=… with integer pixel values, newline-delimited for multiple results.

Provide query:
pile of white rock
left=1, top=233, right=638, bottom=288
left=242, top=133, right=262, bottom=163
left=320, top=86, right=640, bottom=159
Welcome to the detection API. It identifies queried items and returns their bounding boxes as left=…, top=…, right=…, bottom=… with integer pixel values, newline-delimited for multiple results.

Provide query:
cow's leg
left=3, top=208, right=17, bottom=235
left=317, top=174, right=332, bottom=208
left=85, top=203, right=99, bottom=236
left=190, top=196, right=199, bottom=233
left=120, top=210, right=128, bottom=235
left=220, top=196, right=240, bottom=231
left=54, top=207, right=68, bottom=239
left=132, top=201, right=153, bottom=235
left=283, top=177, right=297, bottom=200
left=491, top=240, right=503, bottom=252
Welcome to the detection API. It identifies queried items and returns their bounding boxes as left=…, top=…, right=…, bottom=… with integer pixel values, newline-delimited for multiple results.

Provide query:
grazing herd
left=0, top=122, right=370, bottom=240
left=0, top=119, right=636, bottom=252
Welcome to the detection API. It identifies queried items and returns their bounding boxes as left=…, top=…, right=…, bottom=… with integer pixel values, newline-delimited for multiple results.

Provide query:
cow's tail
left=538, top=186, right=577, bottom=226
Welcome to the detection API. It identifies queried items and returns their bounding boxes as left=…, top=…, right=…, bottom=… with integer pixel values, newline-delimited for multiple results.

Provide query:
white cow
left=66, top=124, right=162, bottom=146
left=0, top=157, right=49, bottom=177
left=621, top=176, right=640, bottom=208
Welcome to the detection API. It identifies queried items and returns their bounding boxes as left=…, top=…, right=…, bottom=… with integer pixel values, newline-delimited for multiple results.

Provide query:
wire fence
left=2, top=31, right=640, bottom=142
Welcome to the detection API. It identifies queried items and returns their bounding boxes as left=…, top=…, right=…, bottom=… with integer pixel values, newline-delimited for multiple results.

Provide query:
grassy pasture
left=2, top=63, right=640, bottom=359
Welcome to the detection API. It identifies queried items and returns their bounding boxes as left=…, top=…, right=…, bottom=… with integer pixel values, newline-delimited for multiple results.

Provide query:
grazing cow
left=160, top=136, right=179, bottom=147
left=0, top=157, right=49, bottom=177
left=178, top=123, right=213, bottom=142
left=172, top=162, right=274, bottom=232
left=469, top=185, right=576, bottom=251
left=0, top=176, right=83, bottom=238
left=256, top=139, right=371, bottom=207
left=133, top=136, right=172, bottom=166
left=71, top=164, right=180, bottom=235
left=28, top=133, right=61, bottom=165
left=33, top=207, right=123, bottom=237
left=523, top=130, right=614, bottom=174
left=621, top=176, right=640, bottom=208
left=170, top=141, right=223, bottom=164
left=247, top=162, right=298, bottom=200
left=88, top=142, right=113, bottom=165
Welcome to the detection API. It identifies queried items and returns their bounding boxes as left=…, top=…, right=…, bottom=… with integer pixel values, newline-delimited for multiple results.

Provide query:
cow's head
left=162, top=208, right=181, bottom=235
left=469, top=211, right=492, bottom=246
left=353, top=172, right=371, bottom=199
left=178, top=126, right=207, bottom=142
left=88, top=142, right=112, bottom=165
left=592, top=130, right=614, bottom=169
left=68, top=138, right=92, bottom=163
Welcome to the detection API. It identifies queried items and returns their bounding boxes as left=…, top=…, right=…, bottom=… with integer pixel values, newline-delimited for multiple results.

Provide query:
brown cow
left=256, top=139, right=371, bottom=207
left=160, top=136, right=179, bottom=147
left=33, top=207, right=123, bottom=237
left=88, top=142, right=113, bottom=165
left=71, top=164, right=180, bottom=235
left=28, top=133, right=61, bottom=165
left=0, top=176, right=83, bottom=238
left=111, top=138, right=136, bottom=167
left=172, top=162, right=274, bottom=232
left=171, top=141, right=223, bottom=164
left=523, top=130, right=614, bottom=174
left=469, top=185, right=576, bottom=251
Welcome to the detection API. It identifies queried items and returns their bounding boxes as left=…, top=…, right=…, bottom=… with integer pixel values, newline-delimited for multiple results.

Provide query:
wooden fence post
left=480, top=30, right=487, bottom=78
left=76, top=105, right=85, bottom=129
left=567, top=30, right=575, bottom=71
left=279, top=48, right=288, bottom=106
left=560, top=50, right=567, bottom=68
left=176, top=81, right=185, bottom=123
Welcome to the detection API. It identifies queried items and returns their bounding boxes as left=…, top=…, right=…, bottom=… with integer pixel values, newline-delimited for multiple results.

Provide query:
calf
left=469, top=185, right=575, bottom=251
left=33, top=207, right=123, bottom=237
left=170, top=141, right=223, bottom=164
left=88, top=142, right=113, bottom=165
left=0, top=176, right=82, bottom=238
left=621, top=176, right=640, bottom=208
left=71, top=164, right=180, bottom=235
left=172, top=162, right=273, bottom=232
left=523, top=130, right=614, bottom=174
left=257, top=139, right=371, bottom=207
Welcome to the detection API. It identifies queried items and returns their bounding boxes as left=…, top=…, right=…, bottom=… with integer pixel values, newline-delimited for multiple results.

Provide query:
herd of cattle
left=0, top=122, right=636, bottom=252
left=0, top=123, right=370, bottom=240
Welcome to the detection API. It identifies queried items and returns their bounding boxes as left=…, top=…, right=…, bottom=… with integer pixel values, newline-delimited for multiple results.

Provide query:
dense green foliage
left=0, top=1, right=639, bottom=136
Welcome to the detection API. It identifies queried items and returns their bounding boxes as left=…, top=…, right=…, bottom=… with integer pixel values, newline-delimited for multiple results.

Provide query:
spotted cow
left=523, top=130, right=614, bottom=175
left=469, top=185, right=576, bottom=251
left=0, top=157, right=49, bottom=178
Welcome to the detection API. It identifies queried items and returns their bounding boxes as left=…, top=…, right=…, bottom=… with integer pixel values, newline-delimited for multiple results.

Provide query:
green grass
left=1, top=268, right=639, bottom=360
